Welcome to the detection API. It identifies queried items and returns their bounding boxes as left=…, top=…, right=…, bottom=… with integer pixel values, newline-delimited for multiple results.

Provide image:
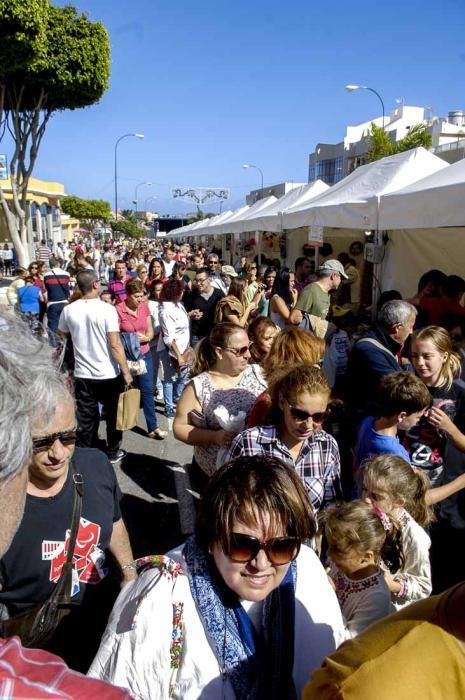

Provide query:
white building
left=246, top=181, right=306, bottom=205
left=309, top=105, right=465, bottom=185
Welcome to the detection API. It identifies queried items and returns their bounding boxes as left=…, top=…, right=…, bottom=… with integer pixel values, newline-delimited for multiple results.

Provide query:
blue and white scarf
left=183, top=535, right=297, bottom=700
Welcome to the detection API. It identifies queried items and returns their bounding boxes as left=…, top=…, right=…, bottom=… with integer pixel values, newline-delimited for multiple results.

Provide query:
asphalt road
left=102, top=397, right=195, bottom=559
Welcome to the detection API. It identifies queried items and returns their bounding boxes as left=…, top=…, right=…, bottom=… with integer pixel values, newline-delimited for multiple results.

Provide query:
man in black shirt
left=184, top=266, right=224, bottom=344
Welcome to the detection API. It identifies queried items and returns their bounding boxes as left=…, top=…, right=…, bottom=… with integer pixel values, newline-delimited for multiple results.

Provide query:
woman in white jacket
left=89, top=456, right=345, bottom=699
left=158, top=278, right=192, bottom=418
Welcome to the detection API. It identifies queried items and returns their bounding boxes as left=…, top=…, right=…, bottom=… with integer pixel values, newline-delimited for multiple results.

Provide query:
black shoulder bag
left=0, top=467, right=84, bottom=648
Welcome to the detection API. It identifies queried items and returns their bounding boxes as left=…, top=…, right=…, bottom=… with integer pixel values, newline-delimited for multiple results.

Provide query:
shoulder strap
left=356, top=337, right=397, bottom=359
left=54, top=466, right=84, bottom=600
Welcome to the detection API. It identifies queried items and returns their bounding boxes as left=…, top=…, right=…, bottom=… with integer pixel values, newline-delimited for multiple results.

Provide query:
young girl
left=406, top=326, right=465, bottom=592
left=362, top=454, right=434, bottom=609
left=325, top=500, right=401, bottom=638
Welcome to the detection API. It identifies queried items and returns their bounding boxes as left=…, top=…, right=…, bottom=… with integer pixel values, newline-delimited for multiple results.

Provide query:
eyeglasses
left=32, top=430, right=77, bottom=452
left=30, top=266, right=38, bottom=270
left=225, top=533, right=301, bottom=565
left=222, top=344, right=251, bottom=357
left=286, top=402, right=331, bottom=424
left=207, top=260, right=219, bottom=265
left=196, top=277, right=209, bottom=284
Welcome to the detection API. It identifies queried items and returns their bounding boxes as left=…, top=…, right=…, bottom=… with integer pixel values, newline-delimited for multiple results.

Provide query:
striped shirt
left=43, top=267, right=70, bottom=305
left=0, top=636, right=131, bottom=698
left=225, top=424, right=342, bottom=512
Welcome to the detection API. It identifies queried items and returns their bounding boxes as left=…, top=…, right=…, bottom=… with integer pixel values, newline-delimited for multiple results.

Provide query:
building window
left=309, top=157, right=344, bottom=185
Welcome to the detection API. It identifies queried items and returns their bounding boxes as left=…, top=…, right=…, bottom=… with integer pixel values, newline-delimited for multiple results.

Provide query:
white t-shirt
left=163, top=259, right=175, bottom=277
left=58, top=298, right=120, bottom=379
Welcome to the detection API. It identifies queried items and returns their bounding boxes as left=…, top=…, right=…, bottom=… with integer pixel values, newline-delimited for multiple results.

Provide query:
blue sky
left=26, top=0, right=465, bottom=214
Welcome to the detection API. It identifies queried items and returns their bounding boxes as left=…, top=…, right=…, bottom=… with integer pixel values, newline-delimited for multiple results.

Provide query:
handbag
left=0, top=467, right=84, bottom=648
left=117, top=385, right=141, bottom=430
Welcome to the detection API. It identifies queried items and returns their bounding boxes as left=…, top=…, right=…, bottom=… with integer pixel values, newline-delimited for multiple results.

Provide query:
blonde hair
left=412, top=326, right=461, bottom=390
left=324, top=500, right=404, bottom=574
left=362, top=454, right=435, bottom=527
left=262, top=327, right=325, bottom=381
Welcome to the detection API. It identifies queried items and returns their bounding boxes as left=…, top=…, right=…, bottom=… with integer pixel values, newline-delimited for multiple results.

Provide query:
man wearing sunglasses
left=0, top=312, right=131, bottom=697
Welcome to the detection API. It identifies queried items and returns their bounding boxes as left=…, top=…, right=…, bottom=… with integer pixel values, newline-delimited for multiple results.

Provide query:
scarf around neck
left=183, top=535, right=297, bottom=700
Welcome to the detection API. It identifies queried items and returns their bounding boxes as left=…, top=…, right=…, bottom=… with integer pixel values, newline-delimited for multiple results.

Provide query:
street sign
left=0, top=155, right=7, bottom=181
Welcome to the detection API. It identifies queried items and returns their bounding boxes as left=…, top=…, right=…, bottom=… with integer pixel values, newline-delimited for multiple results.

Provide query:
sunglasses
left=208, top=260, right=219, bottom=265
left=225, top=533, right=301, bottom=565
left=287, top=403, right=331, bottom=424
left=222, top=344, right=250, bottom=357
left=32, top=430, right=77, bottom=452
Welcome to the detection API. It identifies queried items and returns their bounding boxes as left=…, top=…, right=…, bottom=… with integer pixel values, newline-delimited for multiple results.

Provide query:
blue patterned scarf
left=183, top=535, right=297, bottom=700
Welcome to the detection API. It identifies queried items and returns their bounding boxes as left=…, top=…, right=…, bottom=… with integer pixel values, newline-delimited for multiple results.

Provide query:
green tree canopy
left=110, top=219, right=143, bottom=239
left=366, top=122, right=433, bottom=162
left=61, top=195, right=111, bottom=229
left=0, top=0, right=110, bottom=265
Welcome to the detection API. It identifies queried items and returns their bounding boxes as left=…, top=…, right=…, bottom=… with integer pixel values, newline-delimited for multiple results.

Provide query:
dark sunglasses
left=287, top=403, right=331, bottom=424
left=225, top=533, right=301, bottom=565
left=222, top=344, right=250, bottom=357
left=208, top=260, right=219, bottom=265
left=32, top=430, right=77, bottom=452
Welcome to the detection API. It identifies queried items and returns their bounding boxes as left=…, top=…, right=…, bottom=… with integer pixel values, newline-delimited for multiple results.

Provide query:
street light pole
left=114, top=133, right=144, bottom=221
left=242, top=163, right=264, bottom=201
left=345, top=85, right=385, bottom=130
left=134, top=181, right=152, bottom=223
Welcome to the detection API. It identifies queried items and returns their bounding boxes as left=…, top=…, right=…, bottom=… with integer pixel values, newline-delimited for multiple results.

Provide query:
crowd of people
left=0, top=235, right=465, bottom=698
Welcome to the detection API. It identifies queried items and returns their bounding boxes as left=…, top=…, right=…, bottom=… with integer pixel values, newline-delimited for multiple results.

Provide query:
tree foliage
left=366, top=122, right=433, bottom=162
left=61, top=195, right=111, bottom=229
left=0, top=0, right=110, bottom=265
left=110, top=219, right=143, bottom=239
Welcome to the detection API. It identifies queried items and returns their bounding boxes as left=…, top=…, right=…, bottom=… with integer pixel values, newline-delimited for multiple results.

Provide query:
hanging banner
left=0, top=155, right=7, bottom=181
left=308, top=225, right=324, bottom=247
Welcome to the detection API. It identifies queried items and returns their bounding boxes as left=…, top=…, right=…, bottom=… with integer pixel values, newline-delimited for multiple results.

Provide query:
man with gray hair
left=0, top=312, right=131, bottom=697
left=58, top=269, right=132, bottom=463
left=346, top=299, right=417, bottom=416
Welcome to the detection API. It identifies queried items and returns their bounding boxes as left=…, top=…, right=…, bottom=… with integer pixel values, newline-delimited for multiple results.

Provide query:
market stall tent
left=230, top=180, right=329, bottom=233
left=378, top=158, right=465, bottom=229
left=282, top=147, right=448, bottom=231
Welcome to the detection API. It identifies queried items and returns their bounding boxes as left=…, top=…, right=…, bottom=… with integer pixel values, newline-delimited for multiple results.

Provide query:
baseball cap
left=221, top=265, right=238, bottom=277
left=319, top=259, right=348, bottom=279
left=332, top=304, right=351, bottom=318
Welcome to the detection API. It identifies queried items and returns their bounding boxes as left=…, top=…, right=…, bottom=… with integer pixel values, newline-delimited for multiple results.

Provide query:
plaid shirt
left=226, top=425, right=342, bottom=512
left=0, top=637, right=131, bottom=699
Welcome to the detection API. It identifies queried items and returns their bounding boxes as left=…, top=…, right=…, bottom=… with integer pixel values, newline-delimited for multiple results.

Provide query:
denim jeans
left=150, top=345, right=164, bottom=394
left=135, top=349, right=158, bottom=432
left=159, top=348, right=189, bottom=414
left=46, top=302, right=67, bottom=333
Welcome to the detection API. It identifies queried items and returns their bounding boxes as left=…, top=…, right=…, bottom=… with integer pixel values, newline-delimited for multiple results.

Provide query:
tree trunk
left=0, top=186, right=29, bottom=267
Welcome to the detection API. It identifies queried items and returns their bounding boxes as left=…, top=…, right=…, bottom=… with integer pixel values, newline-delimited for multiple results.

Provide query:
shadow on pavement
left=120, top=451, right=194, bottom=557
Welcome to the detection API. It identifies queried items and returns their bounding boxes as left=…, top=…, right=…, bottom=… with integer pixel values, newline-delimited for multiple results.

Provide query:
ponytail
left=378, top=512, right=405, bottom=574
left=362, top=455, right=435, bottom=528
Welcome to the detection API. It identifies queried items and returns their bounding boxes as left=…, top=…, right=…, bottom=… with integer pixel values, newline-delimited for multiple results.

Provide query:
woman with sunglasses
left=89, top=455, right=345, bottom=697
left=174, top=323, right=266, bottom=489
left=226, top=364, right=342, bottom=514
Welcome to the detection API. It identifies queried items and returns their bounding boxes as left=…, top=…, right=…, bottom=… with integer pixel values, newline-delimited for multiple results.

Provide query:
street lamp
left=134, top=181, right=151, bottom=221
left=345, top=85, right=385, bottom=130
left=242, top=163, right=264, bottom=201
left=114, top=133, right=144, bottom=220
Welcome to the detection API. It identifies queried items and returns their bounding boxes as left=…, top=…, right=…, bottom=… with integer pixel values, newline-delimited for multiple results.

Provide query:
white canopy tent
left=282, top=148, right=448, bottom=231
left=194, top=206, right=250, bottom=237
left=223, top=196, right=279, bottom=234
left=228, top=180, right=330, bottom=233
left=378, top=158, right=465, bottom=229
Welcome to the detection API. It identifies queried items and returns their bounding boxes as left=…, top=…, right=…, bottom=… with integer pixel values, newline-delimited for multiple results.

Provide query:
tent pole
left=257, top=231, right=261, bottom=267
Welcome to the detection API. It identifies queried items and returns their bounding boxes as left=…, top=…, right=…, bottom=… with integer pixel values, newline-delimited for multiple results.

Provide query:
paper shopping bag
left=116, top=387, right=141, bottom=431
